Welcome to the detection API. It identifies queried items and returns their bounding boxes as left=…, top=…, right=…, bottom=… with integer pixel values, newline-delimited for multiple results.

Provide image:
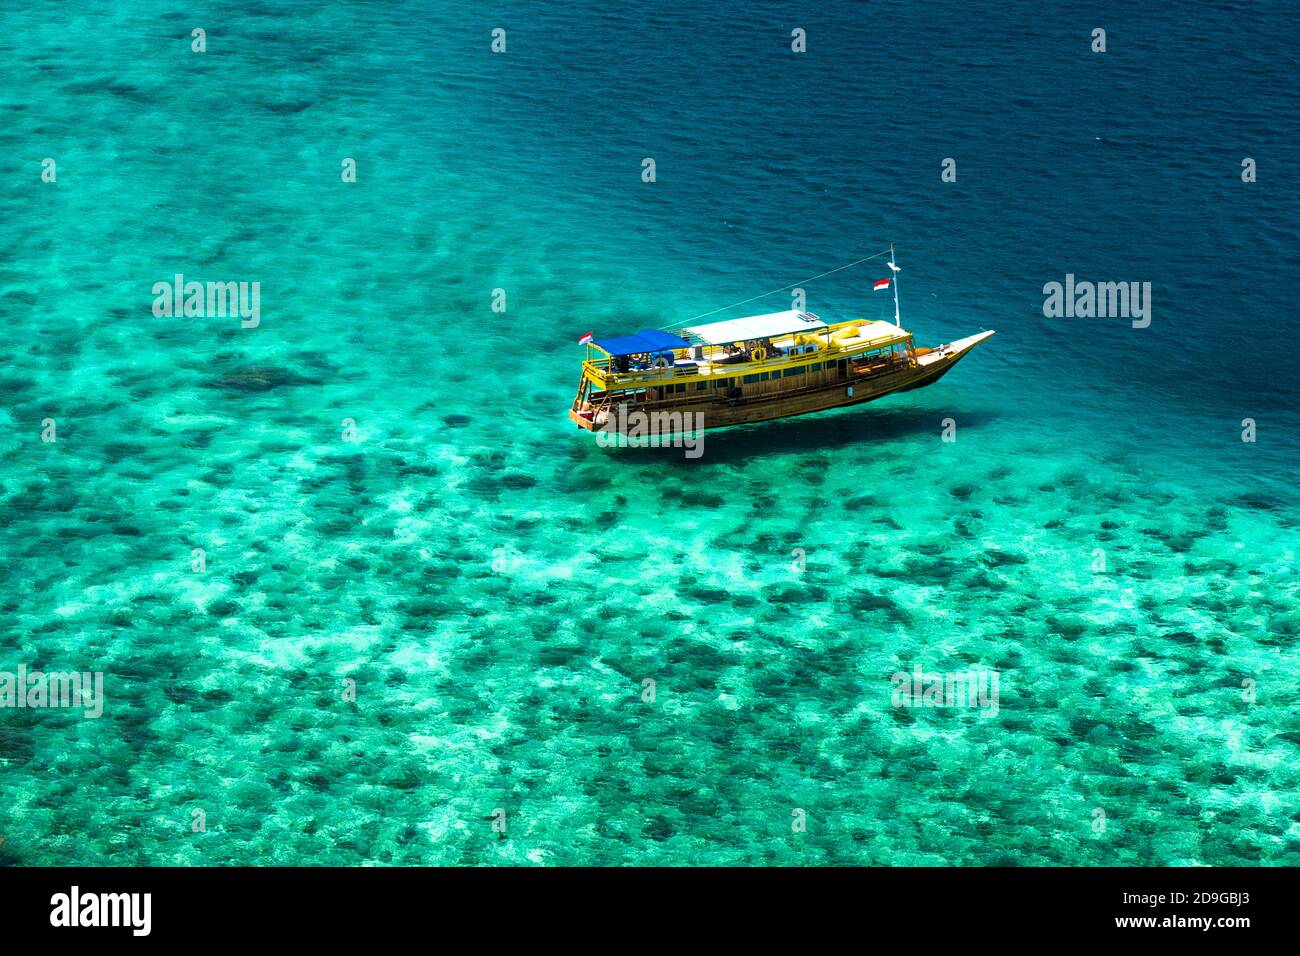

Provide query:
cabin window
left=809, top=362, right=821, bottom=372
left=759, top=372, right=771, bottom=382
left=783, top=367, right=802, bottom=378
left=717, top=378, right=732, bottom=388
left=743, top=374, right=759, bottom=384
left=695, top=382, right=707, bottom=390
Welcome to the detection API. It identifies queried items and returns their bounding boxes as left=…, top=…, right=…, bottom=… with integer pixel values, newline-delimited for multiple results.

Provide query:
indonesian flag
left=874, top=278, right=891, bottom=291
left=578, top=332, right=594, bottom=345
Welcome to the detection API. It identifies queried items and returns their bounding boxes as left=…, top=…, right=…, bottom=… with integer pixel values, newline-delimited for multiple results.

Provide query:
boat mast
left=889, top=243, right=901, bottom=327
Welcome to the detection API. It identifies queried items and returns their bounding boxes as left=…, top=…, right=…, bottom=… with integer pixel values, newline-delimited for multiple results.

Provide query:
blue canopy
left=591, top=329, right=690, bottom=357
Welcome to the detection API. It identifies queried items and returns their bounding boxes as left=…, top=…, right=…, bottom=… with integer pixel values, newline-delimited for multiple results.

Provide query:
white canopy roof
left=850, top=320, right=912, bottom=345
left=681, top=310, right=826, bottom=346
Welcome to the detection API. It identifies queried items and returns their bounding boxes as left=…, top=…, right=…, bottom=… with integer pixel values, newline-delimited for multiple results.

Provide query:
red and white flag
left=578, top=332, right=594, bottom=345
left=874, top=278, right=891, bottom=291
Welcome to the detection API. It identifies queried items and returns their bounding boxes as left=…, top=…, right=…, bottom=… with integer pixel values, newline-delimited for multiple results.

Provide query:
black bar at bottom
left=0, top=866, right=1285, bottom=942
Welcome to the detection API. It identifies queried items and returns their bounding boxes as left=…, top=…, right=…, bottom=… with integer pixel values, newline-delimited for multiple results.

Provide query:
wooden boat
left=568, top=250, right=993, bottom=434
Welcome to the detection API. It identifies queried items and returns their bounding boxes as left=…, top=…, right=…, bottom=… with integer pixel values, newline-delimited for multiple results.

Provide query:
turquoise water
left=0, top=1, right=1297, bottom=865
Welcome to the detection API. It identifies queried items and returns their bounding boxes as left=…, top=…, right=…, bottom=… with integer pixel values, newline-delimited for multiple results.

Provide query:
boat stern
left=569, top=406, right=598, bottom=431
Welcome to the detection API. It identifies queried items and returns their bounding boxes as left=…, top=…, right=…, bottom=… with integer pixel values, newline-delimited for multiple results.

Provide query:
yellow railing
left=585, top=338, right=911, bottom=390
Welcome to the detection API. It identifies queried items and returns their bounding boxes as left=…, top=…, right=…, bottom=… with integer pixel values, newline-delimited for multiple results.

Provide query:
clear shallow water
left=0, top=1, right=1297, bottom=865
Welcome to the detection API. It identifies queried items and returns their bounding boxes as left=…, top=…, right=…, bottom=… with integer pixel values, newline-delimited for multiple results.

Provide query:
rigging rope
left=675, top=247, right=894, bottom=326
